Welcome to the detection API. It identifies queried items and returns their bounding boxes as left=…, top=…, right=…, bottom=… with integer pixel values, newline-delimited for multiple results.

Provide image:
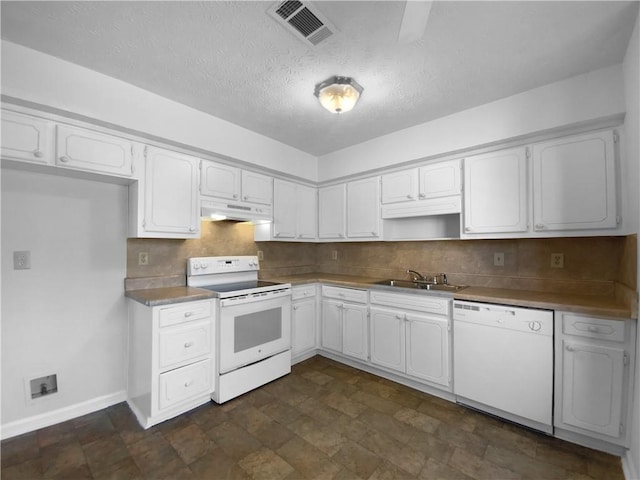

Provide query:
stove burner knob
left=200, top=263, right=209, bottom=270
left=193, top=264, right=200, bottom=270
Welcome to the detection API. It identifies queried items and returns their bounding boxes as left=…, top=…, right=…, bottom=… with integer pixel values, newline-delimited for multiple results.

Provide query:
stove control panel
left=188, top=256, right=259, bottom=275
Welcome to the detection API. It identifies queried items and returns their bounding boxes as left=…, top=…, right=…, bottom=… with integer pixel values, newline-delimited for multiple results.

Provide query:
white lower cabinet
left=369, top=290, right=451, bottom=389
left=127, top=299, right=215, bottom=429
left=321, top=286, right=368, bottom=361
left=291, top=284, right=317, bottom=360
left=555, top=312, right=636, bottom=446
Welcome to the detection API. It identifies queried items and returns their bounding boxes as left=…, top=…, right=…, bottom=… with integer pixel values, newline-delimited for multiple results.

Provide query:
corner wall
left=1, top=168, right=128, bottom=437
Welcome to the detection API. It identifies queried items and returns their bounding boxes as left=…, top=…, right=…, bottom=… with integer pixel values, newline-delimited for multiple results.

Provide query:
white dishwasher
left=453, top=300, right=554, bottom=434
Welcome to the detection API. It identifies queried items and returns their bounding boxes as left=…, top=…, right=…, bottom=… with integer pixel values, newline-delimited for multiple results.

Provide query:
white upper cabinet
left=532, top=130, right=617, bottom=232
left=347, top=177, right=380, bottom=239
left=200, top=161, right=241, bottom=200
left=56, top=124, right=135, bottom=177
left=1, top=110, right=53, bottom=165
left=419, top=160, right=461, bottom=199
left=463, top=147, right=528, bottom=235
left=381, top=169, right=419, bottom=204
left=270, top=179, right=317, bottom=241
left=318, top=183, right=346, bottom=239
left=200, top=159, right=272, bottom=205
left=296, top=184, right=318, bottom=240
left=272, top=179, right=297, bottom=239
left=132, top=146, right=200, bottom=238
left=242, top=170, right=273, bottom=205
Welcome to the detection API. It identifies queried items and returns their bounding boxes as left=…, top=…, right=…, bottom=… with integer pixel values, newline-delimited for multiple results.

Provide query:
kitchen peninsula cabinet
left=532, top=130, right=618, bottom=232
left=369, top=290, right=451, bottom=388
left=127, top=299, right=215, bottom=429
left=200, top=159, right=272, bottom=205
left=463, top=146, right=528, bottom=235
left=1, top=110, right=53, bottom=165
left=291, top=284, right=318, bottom=362
left=321, top=286, right=368, bottom=361
left=555, top=312, right=636, bottom=446
left=129, top=146, right=200, bottom=238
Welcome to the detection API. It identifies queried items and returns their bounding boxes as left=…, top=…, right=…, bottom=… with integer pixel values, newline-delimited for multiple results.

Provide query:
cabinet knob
left=275, top=232, right=280, bottom=237
left=233, top=194, right=238, bottom=199
left=588, top=326, right=600, bottom=333
left=184, top=341, right=194, bottom=348
left=189, top=226, right=196, bottom=232
left=59, top=156, right=70, bottom=163
left=243, top=195, right=248, bottom=201
left=406, top=195, right=413, bottom=199
left=184, top=311, right=194, bottom=318
left=338, top=234, right=344, bottom=238
left=566, top=344, right=574, bottom=352
left=371, top=232, right=377, bottom=236
left=184, top=380, right=193, bottom=388
left=33, top=150, right=43, bottom=158
left=293, top=305, right=298, bottom=310
left=419, top=193, right=426, bottom=198
left=535, top=224, right=545, bottom=230
left=465, top=227, right=473, bottom=232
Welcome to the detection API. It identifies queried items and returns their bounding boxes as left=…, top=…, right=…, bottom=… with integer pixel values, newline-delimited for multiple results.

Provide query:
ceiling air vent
left=268, top=0, right=337, bottom=47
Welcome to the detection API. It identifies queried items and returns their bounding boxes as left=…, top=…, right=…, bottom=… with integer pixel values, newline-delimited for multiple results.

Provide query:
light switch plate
left=13, top=251, right=31, bottom=270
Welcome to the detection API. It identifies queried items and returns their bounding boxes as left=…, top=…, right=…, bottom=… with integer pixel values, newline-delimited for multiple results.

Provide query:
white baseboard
left=623, top=449, right=640, bottom=480
left=0, top=390, right=126, bottom=440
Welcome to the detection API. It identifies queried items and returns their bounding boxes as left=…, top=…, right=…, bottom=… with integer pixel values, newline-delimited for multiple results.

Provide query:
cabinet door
left=144, top=146, right=200, bottom=237
left=463, top=147, right=528, bottom=234
left=406, top=314, right=450, bottom=387
left=272, top=179, right=297, bottom=239
left=1, top=110, right=53, bottom=165
left=533, top=130, right=617, bottom=231
left=342, top=304, right=368, bottom=361
left=200, top=160, right=241, bottom=200
left=381, top=169, right=419, bottom=204
left=419, top=159, right=461, bottom=199
left=369, top=307, right=405, bottom=372
left=242, top=170, right=273, bottom=205
left=321, top=299, right=343, bottom=352
left=318, top=184, right=346, bottom=239
left=292, top=298, right=317, bottom=356
left=347, top=177, right=380, bottom=238
left=296, top=184, right=317, bottom=240
left=560, top=340, right=624, bottom=438
left=56, top=124, right=134, bottom=177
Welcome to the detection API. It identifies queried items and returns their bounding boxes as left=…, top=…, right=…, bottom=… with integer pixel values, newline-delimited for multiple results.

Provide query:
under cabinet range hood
left=201, top=199, right=272, bottom=224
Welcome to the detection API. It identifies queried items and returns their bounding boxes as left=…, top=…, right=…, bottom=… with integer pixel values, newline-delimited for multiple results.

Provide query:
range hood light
left=209, top=213, right=227, bottom=221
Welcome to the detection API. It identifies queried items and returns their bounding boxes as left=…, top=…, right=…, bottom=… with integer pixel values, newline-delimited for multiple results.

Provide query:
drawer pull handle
left=33, top=150, right=43, bottom=158
left=588, top=326, right=600, bottom=333
left=184, top=312, right=194, bottom=317
left=184, top=380, right=193, bottom=388
left=59, top=156, right=70, bottom=163
left=184, top=341, right=194, bottom=348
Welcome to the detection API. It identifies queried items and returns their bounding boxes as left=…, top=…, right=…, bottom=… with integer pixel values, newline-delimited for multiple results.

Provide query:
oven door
left=219, top=292, right=291, bottom=374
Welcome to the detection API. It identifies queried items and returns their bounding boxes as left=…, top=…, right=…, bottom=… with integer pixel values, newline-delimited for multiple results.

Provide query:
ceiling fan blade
left=398, top=0, right=433, bottom=44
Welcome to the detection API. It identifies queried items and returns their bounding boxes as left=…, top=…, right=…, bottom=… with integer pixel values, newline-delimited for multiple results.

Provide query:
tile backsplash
left=127, top=221, right=635, bottom=296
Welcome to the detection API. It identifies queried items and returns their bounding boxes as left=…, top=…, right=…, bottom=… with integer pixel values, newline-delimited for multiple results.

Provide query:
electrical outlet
left=551, top=253, right=564, bottom=268
left=332, top=250, right=338, bottom=261
left=257, top=250, right=264, bottom=261
left=138, top=252, right=149, bottom=266
left=493, top=252, right=505, bottom=267
left=13, top=251, right=31, bottom=270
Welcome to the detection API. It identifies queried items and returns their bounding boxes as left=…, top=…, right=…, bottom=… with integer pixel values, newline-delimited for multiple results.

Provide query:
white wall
left=318, top=64, right=626, bottom=182
left=623, top=9, right=640, bottom=480
left=0, top=41, right=318, bottom=182
left=1, top=168, right=128, bottom=436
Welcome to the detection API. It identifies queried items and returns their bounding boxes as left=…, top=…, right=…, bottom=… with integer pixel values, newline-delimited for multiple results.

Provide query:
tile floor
left=1, top=356, right=626, bottom=479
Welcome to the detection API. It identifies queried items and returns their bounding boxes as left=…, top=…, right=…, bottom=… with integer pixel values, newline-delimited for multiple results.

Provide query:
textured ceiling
left=1, top=1, right=638, bottom=156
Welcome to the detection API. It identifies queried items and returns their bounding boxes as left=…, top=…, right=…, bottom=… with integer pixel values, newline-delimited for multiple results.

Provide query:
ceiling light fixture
left=314, top=76, right=363, bottom=114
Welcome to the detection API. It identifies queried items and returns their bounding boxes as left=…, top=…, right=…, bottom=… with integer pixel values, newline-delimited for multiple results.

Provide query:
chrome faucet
left=407, top=270, right=426, bottom=282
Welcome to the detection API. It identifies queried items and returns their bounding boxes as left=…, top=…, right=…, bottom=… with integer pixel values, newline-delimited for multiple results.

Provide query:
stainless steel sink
left=372, top=279, right=467, bottom=292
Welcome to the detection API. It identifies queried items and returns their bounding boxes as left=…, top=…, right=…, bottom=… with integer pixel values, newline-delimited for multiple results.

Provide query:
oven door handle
left=220, top=288, right=291, bottom=307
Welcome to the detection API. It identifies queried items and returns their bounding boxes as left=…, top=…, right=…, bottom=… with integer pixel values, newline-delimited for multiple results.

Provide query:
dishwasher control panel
left=453, top=301, right=553, bottom=336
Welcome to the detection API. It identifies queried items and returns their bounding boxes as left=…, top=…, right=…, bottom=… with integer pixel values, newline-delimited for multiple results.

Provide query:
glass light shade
left=314, top=76, right=363, bottom=114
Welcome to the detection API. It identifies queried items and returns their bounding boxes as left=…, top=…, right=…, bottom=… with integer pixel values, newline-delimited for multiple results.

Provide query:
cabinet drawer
left=562, top=313, right=625, bottom=342
left=370, top=290, right=450, bottom=316
left=158, top=359, right=211, bottom=410
left=292, top=284, right=316, bottom=301
left=159, top=320, right=212, bottom=369
left=159, top=300, right=212, bottom=327
left=322, top=285, right=367, bottom=304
